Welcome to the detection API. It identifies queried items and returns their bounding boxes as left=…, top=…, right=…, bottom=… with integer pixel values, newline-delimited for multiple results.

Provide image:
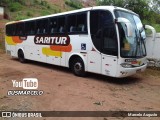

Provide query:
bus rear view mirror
left=144, top=25, right=156, bottom=41
left=116, top=17, right=133, bottom=37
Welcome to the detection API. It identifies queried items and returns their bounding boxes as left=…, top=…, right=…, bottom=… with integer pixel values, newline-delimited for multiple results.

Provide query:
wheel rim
left=74, top=62, right=82, bottom=73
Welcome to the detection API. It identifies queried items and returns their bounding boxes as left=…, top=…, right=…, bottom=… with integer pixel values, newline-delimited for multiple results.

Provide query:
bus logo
left=34, top=35, right=70, bottom=46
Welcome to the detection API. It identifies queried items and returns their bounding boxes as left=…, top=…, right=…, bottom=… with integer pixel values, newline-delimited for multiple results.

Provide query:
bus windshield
left=115, top=10, right=146, bottom=58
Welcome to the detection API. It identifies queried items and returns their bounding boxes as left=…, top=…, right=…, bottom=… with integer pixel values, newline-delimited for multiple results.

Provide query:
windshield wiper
left=134, top=30, right=140, bottom=57
left=139, top=30, right=146, bottom=56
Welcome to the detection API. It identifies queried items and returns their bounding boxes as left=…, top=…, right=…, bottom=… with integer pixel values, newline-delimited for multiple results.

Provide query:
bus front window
left=115, top=10, right=146, bottom=58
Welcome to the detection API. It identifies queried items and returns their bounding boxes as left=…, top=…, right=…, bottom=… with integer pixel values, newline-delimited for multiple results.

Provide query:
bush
left=34, top=0, right=39, bottom=4
left=9, top=2, right=23, bottom=12
left=65, top=0, right=82, bottom=9
left=152, top=24, right=160, bottom=33
left=27, top=11, right=33, bottom=17
left=40, top=0, right=47, bottom=6
left=47, top=5, right=51, bottom=9
left=41, top=10, right=51, bottom=16
left=15, top=14, right=28, bottom=20
left=15, top=16, right=27, bottom=20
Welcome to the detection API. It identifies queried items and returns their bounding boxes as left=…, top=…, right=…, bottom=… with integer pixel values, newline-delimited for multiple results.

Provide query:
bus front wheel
left=71, top=58, right=86, bottom=77
left=18, top=50, right=26, bottom=63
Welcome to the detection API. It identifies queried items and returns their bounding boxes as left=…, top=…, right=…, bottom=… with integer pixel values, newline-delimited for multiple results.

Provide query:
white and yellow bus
left=5, top=6, right=148, bottom=78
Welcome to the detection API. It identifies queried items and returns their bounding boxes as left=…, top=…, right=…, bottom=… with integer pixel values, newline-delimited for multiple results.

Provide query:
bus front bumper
left=116, top=63, right=147, bottom=78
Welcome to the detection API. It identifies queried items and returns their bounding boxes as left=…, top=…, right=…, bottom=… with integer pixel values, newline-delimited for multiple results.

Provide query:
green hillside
left=1, top=0, right=88, bottom=21
left=0, top=0, right=90, bottom=51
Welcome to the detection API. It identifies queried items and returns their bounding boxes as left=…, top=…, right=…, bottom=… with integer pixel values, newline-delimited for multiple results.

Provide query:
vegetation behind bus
left=1, top=0, right=159, bottom=31
left=0, top=0, right=74, bottom=21
left=0, top=0, right=160, bottom=52
left=97, top=0, right=160, bottom=32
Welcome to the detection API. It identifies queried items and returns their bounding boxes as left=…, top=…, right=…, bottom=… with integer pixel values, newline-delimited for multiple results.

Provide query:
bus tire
left=71, top=57, right=86, bottom=77
left=18, top=50, right=26, bottom=63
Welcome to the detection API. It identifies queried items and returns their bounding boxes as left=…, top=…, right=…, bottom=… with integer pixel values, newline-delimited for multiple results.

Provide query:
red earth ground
left=0, top=52, right=160, bottom=120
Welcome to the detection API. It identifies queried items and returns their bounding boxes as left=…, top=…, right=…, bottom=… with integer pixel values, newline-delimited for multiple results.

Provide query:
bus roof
left=6, top=6, right=136, bottom=25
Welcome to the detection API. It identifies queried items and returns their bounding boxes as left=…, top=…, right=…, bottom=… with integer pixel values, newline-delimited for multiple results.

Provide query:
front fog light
left=121, top=63, right=133, bottom=68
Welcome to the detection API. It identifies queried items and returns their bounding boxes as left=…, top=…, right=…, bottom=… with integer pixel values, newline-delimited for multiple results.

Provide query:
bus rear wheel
left=71, top=58, right=86, bottom=77
left=18, top=50, right=26, bottom=63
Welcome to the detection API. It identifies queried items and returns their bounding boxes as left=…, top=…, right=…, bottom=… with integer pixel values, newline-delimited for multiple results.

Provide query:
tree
left=97, top=0, right=125, bottom=7
left=151, top=0, right=160, bottom=14
left=96, top=0, right=159, bottom=24
left=125, top=0, right=150, bottom=19
left=97, top=0, right=150, bottom=17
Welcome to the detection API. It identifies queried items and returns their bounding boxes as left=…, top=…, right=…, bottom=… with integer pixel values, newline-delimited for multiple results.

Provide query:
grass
left=152, top=24, right=160, bottom=33
left=9, top=2, right=23, bottom=12
left=65, top=0, right=83, bottom=9
left=4, top=0, right=71, bottom=21
left=3, top=0, right=160, bottom=33
left=40, top=10, right=53, bottom=16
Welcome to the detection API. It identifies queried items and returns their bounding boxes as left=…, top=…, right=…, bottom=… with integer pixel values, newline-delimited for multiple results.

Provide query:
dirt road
left=0, top=52, right=160, bottom=120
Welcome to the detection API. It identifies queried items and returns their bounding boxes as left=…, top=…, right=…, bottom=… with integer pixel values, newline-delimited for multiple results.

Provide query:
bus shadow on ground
left=87, top=72, right=141, bottom=85
left=12, top=58, right=142, bottom=85
left=12, top=58, right=71, bottom=74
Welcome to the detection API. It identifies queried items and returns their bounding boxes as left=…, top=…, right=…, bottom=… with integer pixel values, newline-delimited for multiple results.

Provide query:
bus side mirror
left=144, top=25, right=156, bottom=41
left=116, top=17, right=133, bottom=37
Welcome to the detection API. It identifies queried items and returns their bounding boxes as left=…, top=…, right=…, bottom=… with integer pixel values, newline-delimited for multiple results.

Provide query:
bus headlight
left=121, top=63, right=133, bottom=68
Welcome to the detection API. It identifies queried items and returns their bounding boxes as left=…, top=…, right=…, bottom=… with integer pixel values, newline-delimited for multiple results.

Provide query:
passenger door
left=101, top=23, right=118, bottom=77
left=89, top=10, right=118, bottom=76
left=88, top=10, right=102, bottom=74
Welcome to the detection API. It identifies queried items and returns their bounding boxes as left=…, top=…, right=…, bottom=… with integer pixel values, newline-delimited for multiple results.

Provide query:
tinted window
left=103, top=25, right=117, bottom=56
left=90, top=10, right=118, bottom=56
left=6, top=24, right=12, bottom=36
left=6, top=24, right=16, bottom=36
left=25, top=21, right=35, bottom=35
left=15, top=22, right=25, bottom=36
left=90, top=10, right=100, bottom=50
left=77, top=13, right=87, bottom=33
left=57, top=16, right=66, bottom=33
left=36, top=19, right=48, bottom=34
left=6, top=25, right=10, bottom=35
left=49, top=17, right=58, bottom=34
left=67, top=14, right=76, bottom=33
left=67, top=12, right=87, bottom=34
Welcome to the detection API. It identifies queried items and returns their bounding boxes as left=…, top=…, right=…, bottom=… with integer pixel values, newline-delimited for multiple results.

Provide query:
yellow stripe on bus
left=5, top=36, right=16, bottom=45
left=42, top=47, right=62, bottom=57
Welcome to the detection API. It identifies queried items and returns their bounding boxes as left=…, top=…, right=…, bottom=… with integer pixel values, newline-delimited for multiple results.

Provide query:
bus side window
left=36, top=20, right=40, bottom=34
left=25, top=21, right=35, bottom=35
left=57, top=16, right=66, bottom=34
left=36, top=19, right=48, bottom=34
left=49, top=17, right=58, bottom=34
left=15, top=23, right=24, bottom=36
left=103, top=26, right=117, bottom=55
left=67, top=12, right=88, bottom=34
left=67, top=14, right=76, bottom=33
left=12, top=24, right=16, bottom=36
left=6, top=25, right=10, bottom=36
left=90, top=10, right=100, bottom=51
left=90, top=10, right=117, bottom=56
left=77, top=13, right=87, bottom=33
left=100, top=11, right=118, bottom=56
left=6, top=24, right=15, bottom=36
